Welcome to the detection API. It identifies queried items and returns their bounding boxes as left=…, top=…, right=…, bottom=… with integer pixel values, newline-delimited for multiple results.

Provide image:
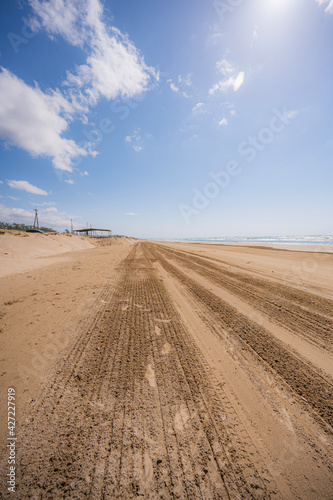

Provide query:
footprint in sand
left=134, top=303, right=151, bottom=312
left=161, top=342, right=171, bottom=355
left=142, top=451, right=154, bottom=493
left=154, top=325, right=161, bottom=336
left=174, top=404, right=190, bottom=433
left=145, top=364, right=156, bottom=388
left=121, top=304, right=129, bottom=311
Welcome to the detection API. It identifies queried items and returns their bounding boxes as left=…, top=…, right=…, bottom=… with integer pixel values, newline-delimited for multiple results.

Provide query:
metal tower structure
left=33, top=208, right=39, bottom=229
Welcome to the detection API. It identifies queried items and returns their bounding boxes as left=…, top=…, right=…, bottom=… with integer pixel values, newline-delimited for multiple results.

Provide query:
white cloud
left=0, top=68, right=91, bottom=172
left=316, top=0, right=333, bottom=13
left=218, top=118, right=228, bottom=127
left=192, top=102, right=205, bottom=116
left=29, top=0, right=158, bottom=107
left=216, top=58, right=235, bottom=76
left=0, top=204, right=33, bottom=222
left=125, top=212, right=139, bottom=216
left=65, top=179, right=75, bottom=184
left=170, top=82, right=179, bottom=93
left=222, top=76, right=237, bottom=91
left=221, top=101, right=236, bottom=117
left=169, top=73, right=192, bottom=98
left=7, top=180, right=49, bottom=196
left=29, top=0, right=87, bottom=47
left=208, top=30, right=224, bottom=45
left=0, top=0, right=157, bottom=175
left=125, top=128, right=147, bottom=152
left=209, top=76, right=235, bottom=95
left=209, top=57, right=245, bottom=96
left=0, top=202, right=73, bottom=228
left=32, top=201, right=56, bottom=206
left=178, top=73, right=192, bottom=87
left=0, top=180, right=3, bottom=184
left=80, top=170, right=89, bottom=176
left=125, top=128, right=143, bottom=153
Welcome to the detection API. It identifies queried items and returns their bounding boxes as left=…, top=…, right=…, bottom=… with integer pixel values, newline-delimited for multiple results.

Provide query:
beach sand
left=0, top=234, right=332, bottom=498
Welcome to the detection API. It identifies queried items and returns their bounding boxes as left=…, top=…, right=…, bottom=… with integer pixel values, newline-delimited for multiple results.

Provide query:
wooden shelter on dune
left=74, top=228, right=112, bottom=237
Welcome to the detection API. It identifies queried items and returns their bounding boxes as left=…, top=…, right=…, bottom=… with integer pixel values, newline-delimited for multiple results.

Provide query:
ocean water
left=159, top=235, right=333, bottom=246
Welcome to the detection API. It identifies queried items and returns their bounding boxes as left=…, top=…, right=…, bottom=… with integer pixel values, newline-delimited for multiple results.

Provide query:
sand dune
left=0, top=240, right=332, bottom=498
left=0, top=231, right=95, bottom=277
left=0, top=231, right=132, bottom=277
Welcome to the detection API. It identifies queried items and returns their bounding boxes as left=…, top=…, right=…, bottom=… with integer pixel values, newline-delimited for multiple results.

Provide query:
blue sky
left=0, top=0, right=332, bottom=238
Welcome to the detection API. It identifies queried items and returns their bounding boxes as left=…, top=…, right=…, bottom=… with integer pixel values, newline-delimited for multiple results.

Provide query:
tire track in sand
left=148, top=244, right=333, bottom=429
left=156, top=245, right=333, bottom=352
left=0, top=243, right=276, bottom=498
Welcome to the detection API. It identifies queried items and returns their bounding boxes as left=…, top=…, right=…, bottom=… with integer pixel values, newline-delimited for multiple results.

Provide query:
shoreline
left=200, top=241, right=333, bottom=253
left=152, top=240, right=333, bottom=253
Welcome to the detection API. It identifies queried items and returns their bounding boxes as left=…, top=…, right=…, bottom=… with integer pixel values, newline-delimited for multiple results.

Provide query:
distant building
left=74, top=228, right=112, bottom=237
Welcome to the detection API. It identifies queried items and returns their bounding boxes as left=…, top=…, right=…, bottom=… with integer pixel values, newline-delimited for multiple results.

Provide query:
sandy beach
left=0, top=233, right=332, bottom=498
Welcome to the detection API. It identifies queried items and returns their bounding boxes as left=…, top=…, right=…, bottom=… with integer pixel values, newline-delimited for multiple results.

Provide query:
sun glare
left=233, top=72, right=245, bottom=92
left=264, top=0, right=291, bottom=11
